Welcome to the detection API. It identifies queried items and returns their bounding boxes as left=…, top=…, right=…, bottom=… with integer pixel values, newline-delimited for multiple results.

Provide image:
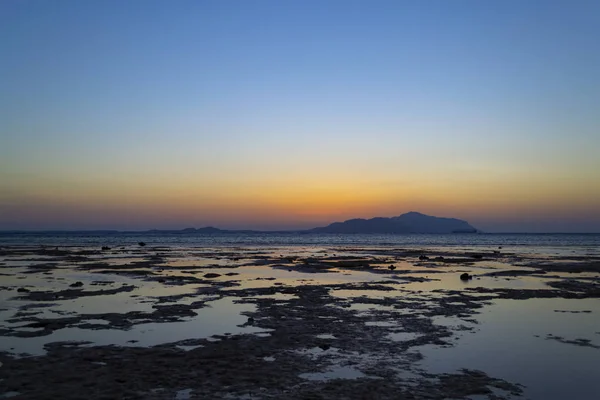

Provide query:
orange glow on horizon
left=2, top=160, right=599, bottom=230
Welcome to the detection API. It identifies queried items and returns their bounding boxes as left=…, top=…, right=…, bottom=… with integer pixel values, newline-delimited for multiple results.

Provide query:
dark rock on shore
left=460, top=273, right=472, bottom=281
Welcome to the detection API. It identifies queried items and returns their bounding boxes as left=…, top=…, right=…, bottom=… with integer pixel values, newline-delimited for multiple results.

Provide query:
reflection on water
left=0, top=298, right=269, bottom=356
left=315, top=333, right=336, bottom=339
left=387, top=331, right=421, bottom=342
left=417, top=298, right=600, bottom=400
left=175, top=388, right=193, bottom=400
left=164, top=258, right=240, bottom=268
left=365, top=321, right=397, bottom=327
left=299, top=365, right=374, bottom=381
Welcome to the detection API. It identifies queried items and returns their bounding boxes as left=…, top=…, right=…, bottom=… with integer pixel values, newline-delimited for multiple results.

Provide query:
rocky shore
left=0, top=245, right=598, bottom=399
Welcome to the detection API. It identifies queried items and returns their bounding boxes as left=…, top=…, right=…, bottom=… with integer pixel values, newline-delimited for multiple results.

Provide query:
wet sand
left=0, top=245, right=599, bottom=399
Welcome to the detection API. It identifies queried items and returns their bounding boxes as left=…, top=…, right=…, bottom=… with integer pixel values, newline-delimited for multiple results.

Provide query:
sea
left=1, top=232, right=599, bottom=256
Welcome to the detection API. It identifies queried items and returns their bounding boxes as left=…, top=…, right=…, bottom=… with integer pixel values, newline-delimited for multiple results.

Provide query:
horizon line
left=1, top=228, right=598, bottom=235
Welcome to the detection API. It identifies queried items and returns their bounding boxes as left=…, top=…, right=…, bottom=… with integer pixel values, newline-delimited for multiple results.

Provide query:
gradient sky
left=1, top=0, right=599, bottom=232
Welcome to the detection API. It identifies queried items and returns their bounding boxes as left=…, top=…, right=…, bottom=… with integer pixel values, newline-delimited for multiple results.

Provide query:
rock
left=29, top=321, right=50, bottom=328
left=204, top=273, right=221, bottom=279
left=460, top=273, right=472, bottom=281
left=101, top=246, right=111, bottom=251
left=419, top=255, right=429, bottom=260
left=17, top=287, right=30, bottom=293
left=388, top=265, right=396, bottom=270
left=70, top=281, right=84, bottom=288
left=470, top=254, right=483, bottom=260
left=138, top=242, right=146, bottom=247
left=319, top=344, right=331, bottom=351
left=435, top=256, right=445, bottom=261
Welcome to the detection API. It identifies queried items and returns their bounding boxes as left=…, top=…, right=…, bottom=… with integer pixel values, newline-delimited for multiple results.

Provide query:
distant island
left=307, top=212, right=477, bottom=234
left=1, top=212, right=478, bottom=234
left=167, top=212, right=477, bottom=234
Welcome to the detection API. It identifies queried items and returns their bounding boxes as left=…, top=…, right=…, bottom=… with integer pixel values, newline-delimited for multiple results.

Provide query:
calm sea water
left=1, top=232, right=598, bottom=254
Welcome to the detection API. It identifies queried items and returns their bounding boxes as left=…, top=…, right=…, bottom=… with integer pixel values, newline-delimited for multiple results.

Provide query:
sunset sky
left=1, top=0, right=599, bottom=232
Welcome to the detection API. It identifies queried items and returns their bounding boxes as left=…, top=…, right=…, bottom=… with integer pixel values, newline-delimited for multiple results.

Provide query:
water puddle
left=315, top=334, right=336, bottom=339
left=165, top=258, right=240, bottom=268
left=417, top=298, right=600, bottom=399
left=330, top=289, right=399, bottom=299
left=365, top=321, right=397, bottom=327
left=0, top=392, right=20, bottom=399
left=296, top=346, right=342, bottom=358
left=0, top=297, right=269, bottom=356
left=176, top=344, right=204, bottom=351
left=175, top=388, right=193, bottom=399
left=299, top=365, right=377, bottom=381
left=386, top=331, right=421, bottom=341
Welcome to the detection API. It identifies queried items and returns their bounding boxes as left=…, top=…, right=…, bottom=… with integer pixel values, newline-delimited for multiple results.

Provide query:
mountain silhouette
left=308, top=212, right=477, bottom=234
left=1, top=212, right=478, bottom=234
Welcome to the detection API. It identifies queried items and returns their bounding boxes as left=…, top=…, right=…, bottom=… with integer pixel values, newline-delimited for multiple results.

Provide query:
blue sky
left=1, top=0, right=599, bottom=231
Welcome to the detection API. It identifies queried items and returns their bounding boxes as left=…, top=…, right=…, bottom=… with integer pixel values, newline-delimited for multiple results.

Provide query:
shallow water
left=0, top=297, right=268, bottom=356
left=417, top=298, right=600, bottom=400
left=299, top=365, right=374, bottom=381
left=1, top=243, right=599, bottom=399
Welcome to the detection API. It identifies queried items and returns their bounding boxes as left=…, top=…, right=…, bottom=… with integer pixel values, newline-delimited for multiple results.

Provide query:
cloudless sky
left=1, top=0, right=599, bottom=232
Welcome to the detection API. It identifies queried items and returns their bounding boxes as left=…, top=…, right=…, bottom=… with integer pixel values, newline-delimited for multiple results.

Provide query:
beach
left=5, top=1, right=600, bottom=398
left=1, top=238, right=599, bottom=399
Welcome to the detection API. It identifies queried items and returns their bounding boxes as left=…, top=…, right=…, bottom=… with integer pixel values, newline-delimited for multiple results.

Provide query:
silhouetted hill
left=308, top=212, right=477, bottom=234
left=180, top=227, right=222, bottom=233
left=0, top=213, right=478, bottom=234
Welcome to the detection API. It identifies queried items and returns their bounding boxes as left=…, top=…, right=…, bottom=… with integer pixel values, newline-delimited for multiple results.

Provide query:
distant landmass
left=308, top=212, right=477, bottom=234
left=0, top=212, right=478, bottom=234
left=138, top=212, right=477, bottom=234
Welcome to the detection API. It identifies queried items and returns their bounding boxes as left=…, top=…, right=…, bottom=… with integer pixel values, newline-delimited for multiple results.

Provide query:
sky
left=1, top=0, right=599, bottom=232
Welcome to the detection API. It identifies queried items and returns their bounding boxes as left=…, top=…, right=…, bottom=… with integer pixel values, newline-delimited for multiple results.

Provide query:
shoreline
left=1, top=245, right=599, bottom=399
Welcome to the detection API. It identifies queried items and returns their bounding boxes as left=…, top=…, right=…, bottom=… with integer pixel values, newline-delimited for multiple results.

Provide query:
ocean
left=1, top=232, right=599, bottom=254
